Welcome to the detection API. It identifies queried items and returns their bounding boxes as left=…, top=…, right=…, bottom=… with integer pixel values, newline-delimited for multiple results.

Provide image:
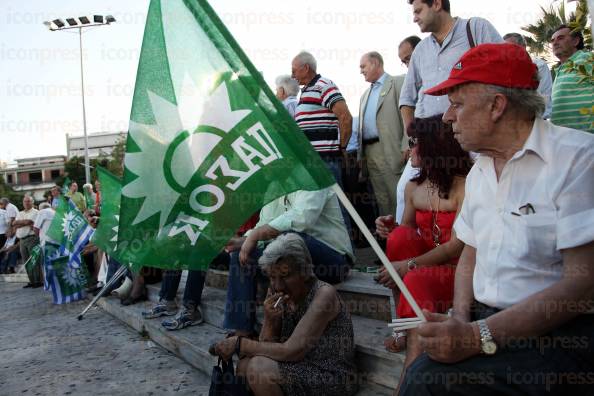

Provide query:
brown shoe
left=384, top=330, right=407, bottom=353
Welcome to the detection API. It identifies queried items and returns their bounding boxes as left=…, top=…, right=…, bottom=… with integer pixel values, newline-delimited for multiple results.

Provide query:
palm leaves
left=522, top=0, right=592, bottom=59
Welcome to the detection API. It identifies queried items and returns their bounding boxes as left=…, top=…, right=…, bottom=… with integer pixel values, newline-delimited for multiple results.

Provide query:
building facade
left=66, top=131, right=127, bottom=159
left=0, top=155, right=66, bottom=202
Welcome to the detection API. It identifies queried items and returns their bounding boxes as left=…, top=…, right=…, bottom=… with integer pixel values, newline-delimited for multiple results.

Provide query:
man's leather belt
left=363, top=137, right=380, bottom=145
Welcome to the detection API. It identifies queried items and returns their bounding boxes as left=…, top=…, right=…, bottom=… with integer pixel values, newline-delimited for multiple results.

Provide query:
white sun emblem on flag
left=61, top=212, right=77, bottom=238
left=122, top=74, right=251, bottom=231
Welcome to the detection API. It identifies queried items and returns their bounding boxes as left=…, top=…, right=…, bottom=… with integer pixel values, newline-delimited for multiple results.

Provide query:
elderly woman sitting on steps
left=213, top=233, right=358, bottom=396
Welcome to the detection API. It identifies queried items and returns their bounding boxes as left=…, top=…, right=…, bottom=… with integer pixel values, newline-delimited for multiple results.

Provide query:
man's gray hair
left=0, top=197, right=8, bottom=205
left=294, top=51, right=317, bottom=73
left=275, top=75, right=300, bottom=96
left=365, top=51, right=384, bottom=67
left=39, top=202, right=51, bottom=210
left=485, top=84, right=545, bottom=118
left=503, top=32, right=527, bottom=47
left=258, top=233, right=314, bottom=278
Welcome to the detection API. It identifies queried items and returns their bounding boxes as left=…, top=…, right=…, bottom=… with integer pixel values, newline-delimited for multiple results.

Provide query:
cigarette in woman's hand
left=273, top=296, right=283, bottom=308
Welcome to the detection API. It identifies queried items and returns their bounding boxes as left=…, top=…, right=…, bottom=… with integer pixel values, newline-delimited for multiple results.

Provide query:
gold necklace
left=427, top=186, right=442, bottom=247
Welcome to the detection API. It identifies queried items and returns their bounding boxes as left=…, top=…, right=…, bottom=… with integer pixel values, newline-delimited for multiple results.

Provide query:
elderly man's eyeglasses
left=408, top=137, right=418, bottom=149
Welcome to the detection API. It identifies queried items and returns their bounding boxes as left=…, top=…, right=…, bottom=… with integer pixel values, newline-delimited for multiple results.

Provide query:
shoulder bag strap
left=466, top=18, right=476, bottom=48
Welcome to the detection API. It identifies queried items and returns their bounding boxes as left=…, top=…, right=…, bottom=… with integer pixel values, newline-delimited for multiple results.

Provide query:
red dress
left=386, top=210, right=458, bottom=318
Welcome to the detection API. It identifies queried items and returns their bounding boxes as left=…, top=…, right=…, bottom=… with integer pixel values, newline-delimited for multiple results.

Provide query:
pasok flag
left=91, top=167, right=130, bottom=264
left=118, top=0, right=335, bottom=271
left=46, top=199, right=94, bottom=268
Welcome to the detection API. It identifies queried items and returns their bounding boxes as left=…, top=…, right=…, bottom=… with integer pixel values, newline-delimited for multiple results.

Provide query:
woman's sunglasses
left=408, top=137, right=418, bottom=149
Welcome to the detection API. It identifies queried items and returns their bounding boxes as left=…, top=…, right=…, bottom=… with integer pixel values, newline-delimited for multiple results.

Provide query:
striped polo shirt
left=295, top=74, right=345, bottom=155
left=551, top=50, right=594, bottom=133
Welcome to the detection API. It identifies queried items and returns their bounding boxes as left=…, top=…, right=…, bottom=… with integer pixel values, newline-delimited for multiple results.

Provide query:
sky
left=0, top=0, right=562, bottom=164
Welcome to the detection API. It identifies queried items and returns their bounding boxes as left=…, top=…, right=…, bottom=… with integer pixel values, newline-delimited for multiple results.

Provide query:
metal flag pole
left=77, top=264, right=128, bottom=320
left=331, top=184, right=426, bottom=323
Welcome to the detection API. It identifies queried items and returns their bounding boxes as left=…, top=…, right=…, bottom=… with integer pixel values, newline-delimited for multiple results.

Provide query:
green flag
left=46, top=254, right=88, bottom=304
left=84, top=189, right=95, bottom=211
left=119, top=0, right=335, bottom=271
left=92, top=167, right=128, bottom=262
left=61, top=177, right=71, bottom=195
left=25, top=244, right=42, bottom=274
left=47, top=199, right=93, bottom=256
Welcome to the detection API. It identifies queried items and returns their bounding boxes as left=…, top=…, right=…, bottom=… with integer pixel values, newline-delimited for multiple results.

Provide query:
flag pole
left=77, top=264, right=128, bottom=320
left=331, top=184, right=426, bottom=322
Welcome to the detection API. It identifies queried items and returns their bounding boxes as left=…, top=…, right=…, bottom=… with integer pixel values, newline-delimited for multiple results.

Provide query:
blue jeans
left=322, top=155, right=354, bottom=244
left=160, top=269, right=206, bottom=309
left=223, top=232, right=350, bottom=333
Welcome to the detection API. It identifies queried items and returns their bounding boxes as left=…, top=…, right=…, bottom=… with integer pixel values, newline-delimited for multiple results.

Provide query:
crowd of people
left=2, top=0, right=593, bottom=395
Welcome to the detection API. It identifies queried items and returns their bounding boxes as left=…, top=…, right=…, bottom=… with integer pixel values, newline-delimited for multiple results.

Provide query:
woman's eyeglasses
left=408, top=137, right=418, bottom=149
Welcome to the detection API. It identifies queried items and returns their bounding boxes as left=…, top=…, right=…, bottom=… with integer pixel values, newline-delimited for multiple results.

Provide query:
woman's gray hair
left=484, top=84, right=545, bottom=118
left=294, top=51, right=317, bottom=73
left=258, top=233, right=314, bottom=278
left=275, top=75, right=300, bottom=96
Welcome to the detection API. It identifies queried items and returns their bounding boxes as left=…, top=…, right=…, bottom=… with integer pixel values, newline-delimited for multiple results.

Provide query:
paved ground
left=0, top=282, right=210, bottom=395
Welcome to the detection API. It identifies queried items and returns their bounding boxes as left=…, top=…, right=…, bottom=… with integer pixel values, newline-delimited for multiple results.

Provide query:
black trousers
left=400, top=305, right=594, bottom=396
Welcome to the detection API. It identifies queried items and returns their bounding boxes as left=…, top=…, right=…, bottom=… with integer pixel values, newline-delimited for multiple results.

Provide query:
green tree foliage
left=61, top=137, right=126, bottom=187
left=0, top=174, right=24, bottom=208
left=105, top=137, right=126, bottom=177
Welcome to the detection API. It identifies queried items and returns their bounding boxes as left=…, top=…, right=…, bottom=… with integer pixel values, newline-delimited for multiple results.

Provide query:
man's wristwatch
left=476, top=319, right=497, bottom=355
left=406, top=258, right=417, bottom=271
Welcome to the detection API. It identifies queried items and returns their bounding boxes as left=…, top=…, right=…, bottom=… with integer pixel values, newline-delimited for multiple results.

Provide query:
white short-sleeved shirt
left=15, top=209, right=38, bottom=239
left=0, top=209, right=7, bottom=234
left=5, top=203, right=18, bottom=223
left=454, top=118, right=594, bottom=309
left=34, top=208, right=56, bottom=245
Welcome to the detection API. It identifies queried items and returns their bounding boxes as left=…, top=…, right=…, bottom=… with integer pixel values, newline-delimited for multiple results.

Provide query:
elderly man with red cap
left=398, top=43, right=594, bottom=396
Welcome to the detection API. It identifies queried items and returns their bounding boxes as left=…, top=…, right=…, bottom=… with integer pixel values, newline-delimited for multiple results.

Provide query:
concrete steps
left=0, top=273, right=29, bottom=283
left=94, top=266, right=404, bottom=394
left=203, top=269, right=395, bottom=322
left=97, top=288, right=401, bottom=395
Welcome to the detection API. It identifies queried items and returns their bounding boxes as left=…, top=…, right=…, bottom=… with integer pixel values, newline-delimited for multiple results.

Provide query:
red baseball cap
left=424, top=43, right=539, bottom=96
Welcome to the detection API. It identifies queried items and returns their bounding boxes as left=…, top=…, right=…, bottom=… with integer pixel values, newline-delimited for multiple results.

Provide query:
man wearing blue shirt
left=358, top=51, right=408, bottom=216
left=395, top=0, right=502, bottom=223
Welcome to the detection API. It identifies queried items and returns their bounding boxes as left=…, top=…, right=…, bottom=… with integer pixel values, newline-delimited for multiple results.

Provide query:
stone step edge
left=206, top=269, right=393, bottom=298
left=0, top=273, right=29, bottom=283
left=141, top=282, right=404, bottom=390
left=95, top=295, right=395, bottom=395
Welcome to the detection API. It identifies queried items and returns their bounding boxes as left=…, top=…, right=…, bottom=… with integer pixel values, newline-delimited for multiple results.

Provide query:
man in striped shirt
left=291, top=51, right=353, bottom=186
left=550, top=25, right=594, bottom=133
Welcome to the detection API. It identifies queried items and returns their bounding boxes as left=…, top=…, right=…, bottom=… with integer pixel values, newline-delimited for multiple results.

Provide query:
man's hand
left=375, top=215, right=396, bottom=239
left=225, top=236, right=246, bottom=253
left=417, top=310, right=481, bottom=363
left=239, top=234, right=258, bottom=266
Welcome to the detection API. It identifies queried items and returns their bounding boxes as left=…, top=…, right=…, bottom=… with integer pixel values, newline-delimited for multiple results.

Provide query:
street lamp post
left=43, top=15, right=116, bottom=184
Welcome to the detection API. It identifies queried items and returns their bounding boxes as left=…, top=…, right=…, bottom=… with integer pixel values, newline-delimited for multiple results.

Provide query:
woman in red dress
left=375, top=115, right=473, bottom=369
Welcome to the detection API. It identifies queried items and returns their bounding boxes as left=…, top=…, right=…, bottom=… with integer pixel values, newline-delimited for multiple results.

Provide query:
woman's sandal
left=384, top=330, right=407, bottom=353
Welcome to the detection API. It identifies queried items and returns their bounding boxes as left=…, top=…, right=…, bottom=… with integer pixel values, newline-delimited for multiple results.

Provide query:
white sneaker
left=111, top=276, right=133, bottom=299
